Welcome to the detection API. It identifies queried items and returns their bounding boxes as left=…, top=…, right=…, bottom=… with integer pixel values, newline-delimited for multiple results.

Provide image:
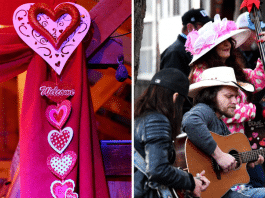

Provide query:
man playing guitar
left=182, top=66, right=265, bottom=198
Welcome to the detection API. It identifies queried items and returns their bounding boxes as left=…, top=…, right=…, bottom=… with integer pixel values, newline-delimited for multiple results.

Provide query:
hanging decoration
left=13, top=2, right=91, bottom=75
left=12, top=1, right=93, bottom=197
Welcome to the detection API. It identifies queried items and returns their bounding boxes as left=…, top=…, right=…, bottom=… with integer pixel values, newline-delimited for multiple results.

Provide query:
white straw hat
left=188, top=66, right=255, bottom=98
left=185, top=14, right=251, bottom=65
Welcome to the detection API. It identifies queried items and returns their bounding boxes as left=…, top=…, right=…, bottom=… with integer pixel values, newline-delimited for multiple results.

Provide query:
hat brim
left=189, top=29, right=251, bottom=65
left=188, top=79, right=254, bottom=98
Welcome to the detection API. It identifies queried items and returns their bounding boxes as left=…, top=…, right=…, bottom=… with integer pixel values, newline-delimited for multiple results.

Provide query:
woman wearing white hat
left=185, top=14, right=265, bottom=135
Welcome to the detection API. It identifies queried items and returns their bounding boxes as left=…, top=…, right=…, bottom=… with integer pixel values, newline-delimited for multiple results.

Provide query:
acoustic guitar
left=185, top=131, right=265, bottom=198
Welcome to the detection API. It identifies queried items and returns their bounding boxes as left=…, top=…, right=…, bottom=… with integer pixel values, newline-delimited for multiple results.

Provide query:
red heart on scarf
left=46, top=100, right=71, bottom=129
left=259, top=138, right=265, bottom=147
left=50, top=179, right=75, bottom=198
left=47, top=151, right=77, bottom=180
left=28, top=3, right=80, bottom=50
left=40, top=81, right=75, bottom=103
left=65, top=189, right=79, bottom=198
left=48, top=127, right=73, bottom=154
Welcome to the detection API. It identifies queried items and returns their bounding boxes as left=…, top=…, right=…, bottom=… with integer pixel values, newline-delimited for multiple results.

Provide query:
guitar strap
left=134, top=148, right=177, bottom=198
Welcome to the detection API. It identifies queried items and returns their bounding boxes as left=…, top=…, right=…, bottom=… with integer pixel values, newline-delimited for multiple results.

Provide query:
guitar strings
left=252, top=7, right=265, bottom=64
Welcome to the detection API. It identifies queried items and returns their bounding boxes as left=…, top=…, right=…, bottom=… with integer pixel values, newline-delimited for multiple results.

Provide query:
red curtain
left=0, top=0, right=110, bottom=197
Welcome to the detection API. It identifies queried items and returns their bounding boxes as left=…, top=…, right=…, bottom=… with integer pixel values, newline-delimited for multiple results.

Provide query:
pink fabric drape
left=0, top=1, right=110, bottom=197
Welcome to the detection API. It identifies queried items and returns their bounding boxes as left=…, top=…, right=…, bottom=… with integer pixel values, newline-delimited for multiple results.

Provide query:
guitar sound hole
left=229, top=150, right=241, bottom=169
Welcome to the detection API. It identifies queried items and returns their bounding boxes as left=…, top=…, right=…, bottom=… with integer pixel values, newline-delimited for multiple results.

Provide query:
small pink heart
left=252, top=132, right=259, bottom=139
left=50, top=179, right=75, bottom=198
left=48, top=127, right=73, bottom=154
left=46, top=100, right=71, bottom=129
left=252, top=143, right=258, bottom=149
left=249, top=137, right=253, bottom=141
left=65, top=188, right=79, bottom=198
left=47, top=151, right=77, bottom=180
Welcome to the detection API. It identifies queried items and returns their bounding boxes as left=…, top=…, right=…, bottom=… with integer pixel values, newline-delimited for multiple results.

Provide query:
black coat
left=160, top=35, right=192, bottom=77
left=134, top=112, right=195, bottom=198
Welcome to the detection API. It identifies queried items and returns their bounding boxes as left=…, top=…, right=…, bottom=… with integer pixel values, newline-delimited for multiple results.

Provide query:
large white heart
left=13, top=2, right=90, bottom=75
left=48, top=127, right=73, bottom=154
left=47, top=151, right=77, bottom=180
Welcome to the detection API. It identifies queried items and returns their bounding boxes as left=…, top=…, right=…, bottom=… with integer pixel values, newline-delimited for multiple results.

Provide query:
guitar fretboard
left=251, top=6, right=265, bottom=67
left=241, top=148, right=265, bottom=163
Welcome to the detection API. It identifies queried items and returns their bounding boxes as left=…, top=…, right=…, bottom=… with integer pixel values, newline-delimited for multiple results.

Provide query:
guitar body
left=185, top=132, right=252, bottom=198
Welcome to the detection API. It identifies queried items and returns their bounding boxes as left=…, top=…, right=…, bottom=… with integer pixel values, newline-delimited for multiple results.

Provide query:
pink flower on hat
left=185, top=14, right=238, bottom=55
left=185, top=30, right=200, bottom=54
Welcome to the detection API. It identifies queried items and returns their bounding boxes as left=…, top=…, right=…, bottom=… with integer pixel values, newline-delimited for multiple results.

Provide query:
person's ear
left=173, top=93, right=179, bottom=103
left=187, top=23, right=195, bottom=33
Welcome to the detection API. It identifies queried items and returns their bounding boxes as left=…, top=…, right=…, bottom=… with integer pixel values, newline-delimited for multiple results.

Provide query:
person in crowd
left=160, top=8, right=212, bottom=76
left=236, top=11, right=265, bottom=70
left=236, top=11, right=265, bottom=102
left=161, top=8, right=212, bottom=115
left=134, top=68, right=210, bottom=198
left=185, top=14, right=265, bottom=134
left=182, top=66, right=265, bottom=198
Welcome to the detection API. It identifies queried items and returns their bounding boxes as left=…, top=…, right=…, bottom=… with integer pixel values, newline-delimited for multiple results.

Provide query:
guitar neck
left=251, top=6, right=265, bottom=67
left=241, top=148, right=265, bottom=163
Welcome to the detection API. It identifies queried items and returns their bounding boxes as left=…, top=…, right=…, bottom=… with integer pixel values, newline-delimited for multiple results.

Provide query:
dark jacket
left=134, top=112, right=195, bottom=198
left=160, top=35, right=192, bottom=77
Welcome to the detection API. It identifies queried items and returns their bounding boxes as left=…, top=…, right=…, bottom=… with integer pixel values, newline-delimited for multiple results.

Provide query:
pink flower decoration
left=185, top=14, right=239, bottom=55
left=185, top=30, right=199, bottom=54
left=227, top=21, right=238, bottom=31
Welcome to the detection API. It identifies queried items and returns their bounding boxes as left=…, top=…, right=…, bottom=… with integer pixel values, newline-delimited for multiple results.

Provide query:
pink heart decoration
left=46, top=100, right=72, bottom=129
left=13, top=3, right=91, bottom=75
left=47, top=151, right=77, bottom=179
left=50, top=179, right=75, bottom=198
left=251, top=143, right=258, bottom=149
left=48, top=127, right=73, bottom=154
left=65, top=188, right=79, bottom=198
left=252, top=132, right=259, bottom=139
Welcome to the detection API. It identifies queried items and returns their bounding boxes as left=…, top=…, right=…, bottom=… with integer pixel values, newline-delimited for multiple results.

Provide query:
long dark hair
left=190, top=38, right=247, bottom=82
left=134, top=85, right=185, bottom=139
